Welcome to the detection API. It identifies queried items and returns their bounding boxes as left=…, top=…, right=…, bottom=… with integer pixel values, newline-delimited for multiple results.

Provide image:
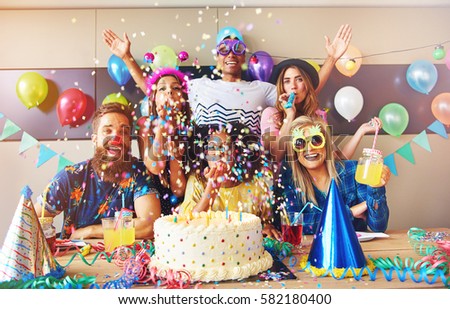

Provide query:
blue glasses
left=216, top=39, right=247, bottom=56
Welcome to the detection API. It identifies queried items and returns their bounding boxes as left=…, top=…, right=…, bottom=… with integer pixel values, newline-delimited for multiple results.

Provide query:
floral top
left=38, top=157, right=157, bottom=238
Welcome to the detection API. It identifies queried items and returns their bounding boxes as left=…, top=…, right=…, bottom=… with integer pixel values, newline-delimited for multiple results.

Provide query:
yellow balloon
left=102, top=92, right=129, bottom=106
left=16, top=72, right=48, bottom=109
left=345, top=60, right=356, bottom=71
left=335, top=45, right=362, bottom=77
left=306, top=60, right=321, bottom=72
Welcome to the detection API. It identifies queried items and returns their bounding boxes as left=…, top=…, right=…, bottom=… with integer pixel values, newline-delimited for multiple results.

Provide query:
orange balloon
left=335, top=45, right=362, bottom=77
left=431, top=92, right=450, bottom=125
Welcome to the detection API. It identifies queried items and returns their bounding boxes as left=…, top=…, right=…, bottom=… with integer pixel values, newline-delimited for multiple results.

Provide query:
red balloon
left=57, top=88, right=87, bottom=127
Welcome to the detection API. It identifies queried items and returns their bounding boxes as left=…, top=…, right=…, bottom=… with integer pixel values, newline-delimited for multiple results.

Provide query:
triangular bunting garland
left=0, top=119, right=21, bottom=141
left=36, top=144, right=58, bottom=168
left=57, top=155, right=74, bottom=173
left=396, top=143, right=415, bottom=164
left=427, top=120, right=448, bottom=139
left=384, top=153, right=398, bottom=176
left=19, top=132, right=39, bottom=154
left=412, top=130, right=431, bottom=152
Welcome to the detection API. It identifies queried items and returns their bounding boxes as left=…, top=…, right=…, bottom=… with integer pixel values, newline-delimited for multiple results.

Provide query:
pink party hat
left=0, top=186, right=63, bottom=283
left=306, top=178, right=367, bottom=276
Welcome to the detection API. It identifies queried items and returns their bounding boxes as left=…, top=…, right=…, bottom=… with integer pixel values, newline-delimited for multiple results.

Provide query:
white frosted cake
left=150, top=211, right=273, bottom=282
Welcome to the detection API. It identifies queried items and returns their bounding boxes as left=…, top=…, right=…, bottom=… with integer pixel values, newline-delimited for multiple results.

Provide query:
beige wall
left=1, top=7, right=449, bottom=242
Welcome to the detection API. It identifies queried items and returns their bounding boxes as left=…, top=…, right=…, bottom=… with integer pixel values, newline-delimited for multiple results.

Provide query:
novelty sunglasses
left=292, top=132, right=326, bottom=152
left=216, top=39, right=247, bottom=56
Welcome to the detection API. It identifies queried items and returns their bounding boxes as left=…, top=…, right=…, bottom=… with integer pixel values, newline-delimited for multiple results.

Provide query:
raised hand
left=102, top=29, right=131, bottom=59
left=358, top=116, right=383, bottom=135
left=278, top=93, right=297, bottom=118
left=324, top=24, right=352, bottom=60
left=168, top=140, right=185, bottom=162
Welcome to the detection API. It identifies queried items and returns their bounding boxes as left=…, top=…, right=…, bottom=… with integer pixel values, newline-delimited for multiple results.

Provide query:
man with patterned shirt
left=35, top=103, right=161, bottom=239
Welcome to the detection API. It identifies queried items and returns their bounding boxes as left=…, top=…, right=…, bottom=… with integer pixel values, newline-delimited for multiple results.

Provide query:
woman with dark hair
left=262, top=58, right=381, bottom=166
left=137, top=68, right=191, bottom=215
left=178, top=121, right=280, bottom=239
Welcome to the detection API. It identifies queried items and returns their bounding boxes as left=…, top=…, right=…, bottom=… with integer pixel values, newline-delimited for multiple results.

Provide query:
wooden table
left=57, top=228, right=449, bottom=289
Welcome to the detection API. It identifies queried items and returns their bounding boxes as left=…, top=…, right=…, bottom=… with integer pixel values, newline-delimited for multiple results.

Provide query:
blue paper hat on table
left=0, top=186, right=63, bottom=284
left=307, top=178, right=366, bottom=273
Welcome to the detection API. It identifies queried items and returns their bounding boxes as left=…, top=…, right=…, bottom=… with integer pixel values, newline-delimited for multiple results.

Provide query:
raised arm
left=316, top=24, right=352, bottom=93
left=261, top=104, right=296, bottom=164
left=340, top=117, right=382, bottom=159
left=102, top=29, right=147, bottom=93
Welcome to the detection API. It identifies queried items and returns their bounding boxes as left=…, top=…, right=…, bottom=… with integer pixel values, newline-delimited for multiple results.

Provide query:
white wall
left=1, top=6, right=449, bottom=242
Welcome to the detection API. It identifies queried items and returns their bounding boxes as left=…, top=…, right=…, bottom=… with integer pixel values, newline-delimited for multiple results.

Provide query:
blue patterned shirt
left=38, top=157, right=158, bottom=238
left=278, top=160, right=389, bottom=234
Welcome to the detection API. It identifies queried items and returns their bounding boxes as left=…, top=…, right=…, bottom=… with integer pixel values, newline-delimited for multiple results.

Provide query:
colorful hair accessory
left=145, top=67, right=188, bottom=96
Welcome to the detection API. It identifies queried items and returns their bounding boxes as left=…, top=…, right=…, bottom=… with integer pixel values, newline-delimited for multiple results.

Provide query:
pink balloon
left=144, top=52, right=155, bottom=63
left=445, top=51, right=450, bottom=71
left=178, top=51, right=189, bottom=62
left=431, top=92, right=450, bottom=125
left=57, top=88, right=87, bottom=127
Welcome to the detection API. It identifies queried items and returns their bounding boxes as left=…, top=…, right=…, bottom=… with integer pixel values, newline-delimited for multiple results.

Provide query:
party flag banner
left=412, top=130, right=431, bottom=152
left=19, top=132, right=39, bottom=154
left=1, top=114, right=74, bottom=173
left=427, top=120, right=448, bottom=139
left=0, top=119, right=21, bottom=141
left=36, top=144, right=58, bottom=168
left=383, top=154, right=398, bottom=176
left=57, top=155, right=74, bottom=173
left=396, top=143, right=415, bottom=164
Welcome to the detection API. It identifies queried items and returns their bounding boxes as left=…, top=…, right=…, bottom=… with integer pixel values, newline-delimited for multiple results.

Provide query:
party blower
left=285, top=92, right=296, bottom=109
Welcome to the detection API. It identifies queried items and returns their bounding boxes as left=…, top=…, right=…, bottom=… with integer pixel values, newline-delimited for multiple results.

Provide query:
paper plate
left=357, top=234, right=375, bottom=242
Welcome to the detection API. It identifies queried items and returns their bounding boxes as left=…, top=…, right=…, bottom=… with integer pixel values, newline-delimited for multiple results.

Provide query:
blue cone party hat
left=307, top=178, right=366, bottom=270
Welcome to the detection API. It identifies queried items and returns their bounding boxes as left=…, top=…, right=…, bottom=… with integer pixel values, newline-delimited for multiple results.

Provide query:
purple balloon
left=248, top=51, right=274, bottom=82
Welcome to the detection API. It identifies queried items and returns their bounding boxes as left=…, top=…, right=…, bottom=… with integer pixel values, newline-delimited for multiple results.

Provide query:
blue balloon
left=107, top=55, right=131, bottom=86
left=216, top=26, right=243, bottom=45
left=140, top=96, right=150, bottom=117
left=406, top=60, right=438, bottom=95
left=248, top=51, right=274, bottom=82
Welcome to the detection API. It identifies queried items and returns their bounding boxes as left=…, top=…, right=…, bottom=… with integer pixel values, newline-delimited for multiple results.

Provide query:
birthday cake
left=150, top=211, right=273, bottom=282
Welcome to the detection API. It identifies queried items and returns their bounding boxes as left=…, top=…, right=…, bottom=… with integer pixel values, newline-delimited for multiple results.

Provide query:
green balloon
left=102, top=92, right=129, bottom=106
left=149, top=45, right=178, bottom=71
left=379, top=103, right=409, bottom=137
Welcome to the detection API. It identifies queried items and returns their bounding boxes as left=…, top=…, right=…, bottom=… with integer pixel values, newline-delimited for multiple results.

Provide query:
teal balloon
left=406, top=60, right=438, bottom=95
left=216, top=26, right=243, bottom=44
left=379, top=103, right=409, bottom=137
left=107, top=55, right=131, bottom=86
